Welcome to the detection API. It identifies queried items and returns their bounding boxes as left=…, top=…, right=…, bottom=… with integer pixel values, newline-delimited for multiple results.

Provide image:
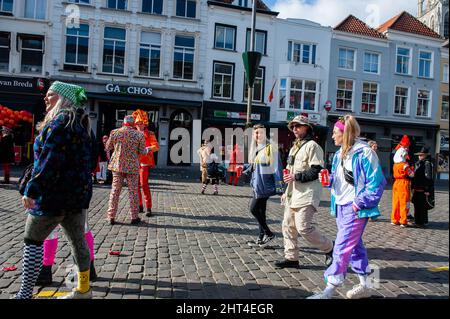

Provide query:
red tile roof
left=377, top=11, right=442, bottom=39
left=334, top=15, right=386, bottom=39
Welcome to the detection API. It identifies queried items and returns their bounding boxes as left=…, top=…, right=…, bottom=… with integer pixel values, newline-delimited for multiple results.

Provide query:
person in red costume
left=132, top=109, right=159, bottom=217
left=227, top=144, right=243, bottom=186
left=391, top=135, right=414, bottom=228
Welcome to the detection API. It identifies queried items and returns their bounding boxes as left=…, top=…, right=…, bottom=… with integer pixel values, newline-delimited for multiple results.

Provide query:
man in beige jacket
left=275, top=115, right=333, bottom=269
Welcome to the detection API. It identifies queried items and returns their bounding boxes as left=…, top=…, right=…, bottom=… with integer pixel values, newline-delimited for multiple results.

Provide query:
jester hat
left=132, top=109, right=149, bottom=125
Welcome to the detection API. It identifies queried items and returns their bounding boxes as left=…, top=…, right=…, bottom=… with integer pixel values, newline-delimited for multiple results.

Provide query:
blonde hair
left=341, top=115, right=360, bottom=159
left=37, top=95, right=91, bottom=135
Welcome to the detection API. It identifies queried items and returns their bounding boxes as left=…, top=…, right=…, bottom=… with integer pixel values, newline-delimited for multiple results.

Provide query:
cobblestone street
left=0, top=170, right=448, bottom=299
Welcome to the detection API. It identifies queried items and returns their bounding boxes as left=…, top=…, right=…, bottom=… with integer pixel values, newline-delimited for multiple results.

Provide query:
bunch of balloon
left=0, top=105, right=33, bottom=129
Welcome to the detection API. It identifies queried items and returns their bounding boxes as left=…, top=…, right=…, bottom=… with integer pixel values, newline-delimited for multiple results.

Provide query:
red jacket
left=139, top=129, right=159, bottom=167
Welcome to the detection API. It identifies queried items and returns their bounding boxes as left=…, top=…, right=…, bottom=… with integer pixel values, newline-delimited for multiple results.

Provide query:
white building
left=1, top=0, right=209, bottom=167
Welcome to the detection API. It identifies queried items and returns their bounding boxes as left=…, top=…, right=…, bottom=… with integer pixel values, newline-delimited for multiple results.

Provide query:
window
left=236, top=0, right=249, bottom=7
left=444, top=64, right=449, bottom=83
left=246, top=29, right=266, bottom=55
left=0, top=32, right=10, bottom=72
left=24, top=0, right=46, bottom=19
left=244, top=67, right=264, bottom=103
left=417, top=89, right=431, bottom=117
left=20, top=35, right=44, bottom=74
left=142, top=0, right=162, bottom=14
left=64, top=24, right=89, bottom=72
left=279, top=78, right=286, bottom=109
left=396, top=47, right=411, bottom=75
left=173, top=35, right=195, bottom=80
left=336, top=79, right=353, bottom=110
left=418, top=50, right=433, bottom=78
left=176, top=0, right=196, bottom=18
left=68, top=0, right=90, bottom=3
left=338, top=48, right=355, bottom=70
left=0, top=0, right=13, bottom=14
left=287, top=41, right=317, bottom=65
left=394, top=86, right=409, bottom=115
left=139, top=31, right=161, bottom=77
left=285, top=79, right=318, bottom=111
left=102, top=27, right=126, bottom=74
left=361, top=82, right=378, bottom=114
left=213, top=62, right=233, bottom=99
left=442, top=94, right=449, bottom=120
left=107, top=0, right=127, bottom=10
left=364, top=52, right=379, bottom=74
left=214, top=24, right=236, bottom=51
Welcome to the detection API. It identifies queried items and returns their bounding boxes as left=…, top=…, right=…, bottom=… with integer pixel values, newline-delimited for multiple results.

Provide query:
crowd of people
left=3, top=80, right=437, bottom=299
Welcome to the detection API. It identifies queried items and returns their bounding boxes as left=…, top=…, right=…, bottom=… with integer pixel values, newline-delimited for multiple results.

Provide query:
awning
left=87, top=92, right=202, bottom=108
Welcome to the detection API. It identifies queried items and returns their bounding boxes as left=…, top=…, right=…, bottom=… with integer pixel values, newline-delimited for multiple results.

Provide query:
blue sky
left=263, top=0, right=417, bottom=27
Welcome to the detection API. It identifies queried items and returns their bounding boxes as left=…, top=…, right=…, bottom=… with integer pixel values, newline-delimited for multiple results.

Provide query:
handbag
left=18, top=163, right=34, bottom=196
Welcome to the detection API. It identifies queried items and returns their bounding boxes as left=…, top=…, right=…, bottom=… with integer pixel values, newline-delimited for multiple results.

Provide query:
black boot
left=90, top=261, right=97, bottom=281
left=274, top=259, right=300, bottom=269
left=35, top=265, right=53, bottom=286
left=145, top=208, right=152, bottom=217
left=324, top=241, right=335, bottom=267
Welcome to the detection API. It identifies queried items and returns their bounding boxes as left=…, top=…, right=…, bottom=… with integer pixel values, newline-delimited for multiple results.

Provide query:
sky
left=263, top=0, right=418, bottom=28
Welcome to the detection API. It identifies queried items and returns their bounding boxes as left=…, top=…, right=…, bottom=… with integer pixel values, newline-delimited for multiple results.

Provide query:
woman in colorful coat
left=132, top=109, right=159, bottom=217
left=15, top=81, right=97, bottom=299
left=308, top=115, right=386, bottom=299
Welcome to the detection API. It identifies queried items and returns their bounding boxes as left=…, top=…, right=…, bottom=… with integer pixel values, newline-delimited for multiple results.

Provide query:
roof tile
left=377, top=11, right=442, bottom=39
left=334, top=15, right=386, bottom=39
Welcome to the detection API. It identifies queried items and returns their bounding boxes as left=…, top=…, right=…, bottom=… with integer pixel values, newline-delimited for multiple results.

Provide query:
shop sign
left=308, top=114, right=321, bottom=123
left=214, top=110, right=260, bottom=121
left=105, top=83, right=153, bottom=96
left=0, top=76, right=47, bottom=94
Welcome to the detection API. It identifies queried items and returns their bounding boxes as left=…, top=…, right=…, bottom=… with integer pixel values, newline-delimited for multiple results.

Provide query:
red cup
left=320, top=168, right=330, bottom=186
left=283, top=169, right=289, bottom=177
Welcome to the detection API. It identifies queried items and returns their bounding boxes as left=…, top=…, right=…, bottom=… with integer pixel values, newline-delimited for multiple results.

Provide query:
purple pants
left=324, top=202, right=369, bottom=286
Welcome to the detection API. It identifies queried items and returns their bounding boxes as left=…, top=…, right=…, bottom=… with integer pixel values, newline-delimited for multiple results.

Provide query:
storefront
left=50, top=77, right=203, bottom=167
left=326, top=115, right=439, bottom=179
left=0, top=76, right=49, bottom=162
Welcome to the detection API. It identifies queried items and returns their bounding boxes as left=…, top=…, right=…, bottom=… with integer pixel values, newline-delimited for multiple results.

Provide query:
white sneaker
left=306, top=290, right=334, bottom=299
left=57, top=289, right=92, bottom=299
left=346, top=284, right=372, bottom=299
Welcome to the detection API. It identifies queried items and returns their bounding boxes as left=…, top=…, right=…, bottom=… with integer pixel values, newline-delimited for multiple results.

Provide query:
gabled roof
left=377, top=11, right=442, bottom=39
left=334, top=15, right=386, bottom=39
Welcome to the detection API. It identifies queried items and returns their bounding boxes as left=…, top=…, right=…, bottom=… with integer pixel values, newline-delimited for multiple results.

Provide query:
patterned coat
left=24, top=111, right=97, bottom=216
left=106, top=126, right=146, bottom=174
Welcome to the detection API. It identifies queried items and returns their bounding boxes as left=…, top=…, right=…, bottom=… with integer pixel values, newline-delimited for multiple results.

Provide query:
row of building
left=0, top=0, right=448, bottom=179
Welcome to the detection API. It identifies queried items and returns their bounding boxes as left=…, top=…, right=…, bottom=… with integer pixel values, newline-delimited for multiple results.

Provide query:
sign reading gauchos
left=105, top=83, right=153, bottom=96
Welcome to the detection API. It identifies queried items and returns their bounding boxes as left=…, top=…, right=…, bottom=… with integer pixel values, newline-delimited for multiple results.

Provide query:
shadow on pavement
left=379, top=266, right=449, bottom=285
left=367, top=247, right=448, bottom=263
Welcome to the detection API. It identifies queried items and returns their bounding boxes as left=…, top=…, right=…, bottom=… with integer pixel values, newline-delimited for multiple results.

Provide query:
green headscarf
left=49, top=81, right=87, bottom=107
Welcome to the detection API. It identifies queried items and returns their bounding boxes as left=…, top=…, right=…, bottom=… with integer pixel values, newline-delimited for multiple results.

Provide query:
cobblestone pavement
left=0, top=170, right=448, bottom=299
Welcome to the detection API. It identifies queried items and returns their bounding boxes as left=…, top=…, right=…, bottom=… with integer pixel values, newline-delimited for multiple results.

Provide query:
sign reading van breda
left=105, top=83, right=153, bottom=96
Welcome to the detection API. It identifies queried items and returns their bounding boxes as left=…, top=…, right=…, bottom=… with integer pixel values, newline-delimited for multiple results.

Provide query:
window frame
left=24, top=0, right=46, bottom=19
left=338, top=47, right=356, bottom=71
left=0, top=0, right=13, bottom=15
left=141, top=0, right=163, bottom=15
left=418, top=49, right=433, bottom=78
left=107, top=0, right=127, bottom=10
left=212, top=61, right=234, bottom=100
left=442, top=63, right=449, bottom=83
left=0, top=32, right=10, bottom=73
left=416, top=89, right=432, bottom=118
left=336, top=78, right=354, bottom=111
left=395, top=45, right=412, bottom=76
left=67, top=0, right=90, bottom=3
left=214, top=23, right=236, bottom=51
left=245, top=29, right=267, bottom=55
left=243, top=66, right=265, bottom=103
left=172, top=34, right=195, bottom=80
left=393, top=86, right=410, bottom=116
left=102, top=26, right=127, bottom=75
left=361, top=81, right=379, bottom=115
left=441, top=94, right=449, bottom=121
left=138, top=30, right=162, bottom=78
left=363, top=51, right=380, bottom=75
left=63, top=23, right=90, bottom=72
left=175, top=0, right=196, bottom=19
left=287, top=40, right=317, bottom=65
left=19, top=34, right=45, bottom=74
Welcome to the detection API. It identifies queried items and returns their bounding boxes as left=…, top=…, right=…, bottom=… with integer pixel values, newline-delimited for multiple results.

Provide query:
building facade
left=1, top=0, right=209, bottom=167
left=437, top=39, right=449, bottom=180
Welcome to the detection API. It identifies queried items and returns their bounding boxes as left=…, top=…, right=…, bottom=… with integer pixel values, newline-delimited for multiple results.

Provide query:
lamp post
left=246, top=0, right=257, bottom=128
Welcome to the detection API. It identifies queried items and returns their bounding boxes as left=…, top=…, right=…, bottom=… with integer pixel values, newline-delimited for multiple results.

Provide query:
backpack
left=207, top=161, right=219, bottom=178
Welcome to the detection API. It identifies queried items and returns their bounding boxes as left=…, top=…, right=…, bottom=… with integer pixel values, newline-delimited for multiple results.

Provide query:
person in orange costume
left=132, top=109, right=159, bottom=217
left=227, top=144, right=243, bottom=186
left=391, top=135, right=414, bottom=227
